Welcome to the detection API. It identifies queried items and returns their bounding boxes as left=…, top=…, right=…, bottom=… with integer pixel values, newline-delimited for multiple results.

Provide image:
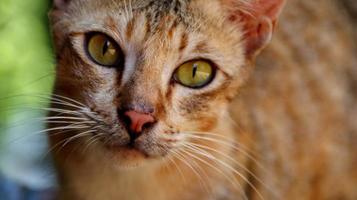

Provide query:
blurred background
left=0, top=0, right=356, bottom=199
left=0, top=0, right=56, bottom=199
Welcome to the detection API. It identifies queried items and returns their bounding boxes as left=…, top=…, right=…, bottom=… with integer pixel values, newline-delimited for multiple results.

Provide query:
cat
left=48, top=0, right=357, bottom=199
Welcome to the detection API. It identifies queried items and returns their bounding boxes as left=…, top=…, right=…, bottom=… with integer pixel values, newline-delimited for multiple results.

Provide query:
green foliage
left=0, top=0, right=53, bottom=143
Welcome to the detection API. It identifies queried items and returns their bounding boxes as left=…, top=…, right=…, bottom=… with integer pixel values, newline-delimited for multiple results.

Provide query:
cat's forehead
left=126, top=0, right=191, bottom=11
left=77, top=0, right=191, bottom=15
left=64, top=0, right=200, bottom=30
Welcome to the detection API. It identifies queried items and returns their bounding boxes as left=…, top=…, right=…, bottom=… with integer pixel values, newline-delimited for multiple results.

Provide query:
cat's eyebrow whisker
left=183, top=143, right=264, bottom=200
left=187, top=142, right=281, bottom=200
left=122, top=0, right=131, bottom=22
left=128, top=0, right=133, bottom=19
left=181, top=143, right=248, bottom=200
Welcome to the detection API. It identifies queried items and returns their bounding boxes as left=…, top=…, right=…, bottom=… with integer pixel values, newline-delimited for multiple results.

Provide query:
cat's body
left=231, top=1, right=357, bottom=199
left=48, top=0, right=357, bottom=199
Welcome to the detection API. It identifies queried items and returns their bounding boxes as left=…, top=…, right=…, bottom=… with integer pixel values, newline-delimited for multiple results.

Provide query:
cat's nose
left=124, top=110, right=155, bottom=137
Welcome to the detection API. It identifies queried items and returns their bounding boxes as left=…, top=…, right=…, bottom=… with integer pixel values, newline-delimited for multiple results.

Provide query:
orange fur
left=48, top=0, right=357, bottom=199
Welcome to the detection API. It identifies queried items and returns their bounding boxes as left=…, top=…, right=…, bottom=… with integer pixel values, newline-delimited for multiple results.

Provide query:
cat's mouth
left=97, top=130, right=174, bottom=169
left=102, top=138, right=170, bottom=169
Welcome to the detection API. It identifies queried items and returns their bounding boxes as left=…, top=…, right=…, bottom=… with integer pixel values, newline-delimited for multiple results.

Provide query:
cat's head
left=49, top=0, right=285, bottom=169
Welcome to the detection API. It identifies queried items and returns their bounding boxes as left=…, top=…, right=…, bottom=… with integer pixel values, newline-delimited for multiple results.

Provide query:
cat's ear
left=222, top=0, right=286, bottom=58
left=53, top=0, right=71, bottom=10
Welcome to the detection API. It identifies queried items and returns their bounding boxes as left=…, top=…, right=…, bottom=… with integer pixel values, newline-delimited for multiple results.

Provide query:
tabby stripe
left=144, top=14, right=152, bottom=41
left=126, top=16, right=136, bottom=41
left=168, top=20, right=178, bottom=39
left=194, top=41, right=209, bottom=54
left=179, top=32, right=188, bottom=53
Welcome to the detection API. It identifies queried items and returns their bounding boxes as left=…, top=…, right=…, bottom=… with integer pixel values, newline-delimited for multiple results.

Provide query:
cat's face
left=49, top=0, right=284, bottom=168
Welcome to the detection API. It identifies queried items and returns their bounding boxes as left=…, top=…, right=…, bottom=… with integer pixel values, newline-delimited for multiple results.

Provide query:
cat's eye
left=174, top=60, right=215, bottom=88
left=86, top=33, right=122, bottom=67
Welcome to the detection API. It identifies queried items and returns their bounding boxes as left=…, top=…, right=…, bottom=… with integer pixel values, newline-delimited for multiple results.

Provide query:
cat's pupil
left=102, top=40, right=110, bottom=55
left=192, top=63, right=198, bottom=78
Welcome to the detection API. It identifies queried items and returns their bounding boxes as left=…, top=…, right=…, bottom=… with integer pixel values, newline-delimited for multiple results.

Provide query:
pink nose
left=124, top=111, right=155, bottom=134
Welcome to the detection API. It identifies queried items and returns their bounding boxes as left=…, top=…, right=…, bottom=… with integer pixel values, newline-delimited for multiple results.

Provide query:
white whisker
left=184, top=143, right=264, bottom=200
left=181, top=144, right=248, bottom=200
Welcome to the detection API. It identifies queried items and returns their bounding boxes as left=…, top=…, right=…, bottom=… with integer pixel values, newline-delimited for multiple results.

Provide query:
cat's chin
left=106, top=145, right=153, bottom=170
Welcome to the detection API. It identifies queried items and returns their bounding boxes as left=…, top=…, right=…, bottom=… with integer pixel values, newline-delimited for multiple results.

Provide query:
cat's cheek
left=173, top=106, right=220, bottom=133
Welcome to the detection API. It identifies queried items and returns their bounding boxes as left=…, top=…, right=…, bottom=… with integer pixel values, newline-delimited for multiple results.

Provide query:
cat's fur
left=48, top=0, right=357, bottom=199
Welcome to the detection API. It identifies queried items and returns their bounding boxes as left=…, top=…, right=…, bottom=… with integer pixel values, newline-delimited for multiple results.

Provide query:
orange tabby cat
left=48, top=0, right=357, bottom=199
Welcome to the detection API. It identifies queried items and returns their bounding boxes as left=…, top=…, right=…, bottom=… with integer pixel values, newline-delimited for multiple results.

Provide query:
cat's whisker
left=183, top=132, right=277, bottom=188
left=60, top=129, right=99, bottom=150
left=184, top=131, right=256, bottom=158
left=38, top=116, right=89, bottom=122
left=30, top=96, right=86, bottom=110
left=182, top=133, right=270, bottom=179
left=81, top=132, right=106, bottom=154
left=182, top=132, right=281, bottom=189
left=6, top=120, right=91, bottom=134
left=122, top=0, right=131, bottom=22
left=41, top=120, right=88, bottom=124
left=222, top=114, right=262, bottom=158
left=50, top=93, right=88, bottom=108
left=167, top=150, right=187, bottom=184
left=187, top=142, right=281, bottom=200
left=2, top=111, right=80, bottom=129
left=128, top=0, right=133, bottom=19
left=36, top=107, right=87, bottom=115
left=172, top=149, right=211, bottom=195
left=51, top=129, right=97, bottom=155
left=178, top=148, right=215, bottom=197
left=43, top=127, right=90, bottom=159
left=10, top=122, right=94, bottom=162
left=0, top=104, right=80, bottom=116
left=0, top=93, right=87, bottom=111
left=181, top=143, right=248, bottom=200
left=6, top=125, right=91, bottom=146
left=183, top=143, right=264, bottom=200
left=182, top=133, right=255, bottom=159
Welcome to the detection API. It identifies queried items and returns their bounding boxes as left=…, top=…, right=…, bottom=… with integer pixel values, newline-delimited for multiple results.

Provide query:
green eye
left=86, top=33, right=122, bottom=66
left=174, top=60, right=215, bottom=88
